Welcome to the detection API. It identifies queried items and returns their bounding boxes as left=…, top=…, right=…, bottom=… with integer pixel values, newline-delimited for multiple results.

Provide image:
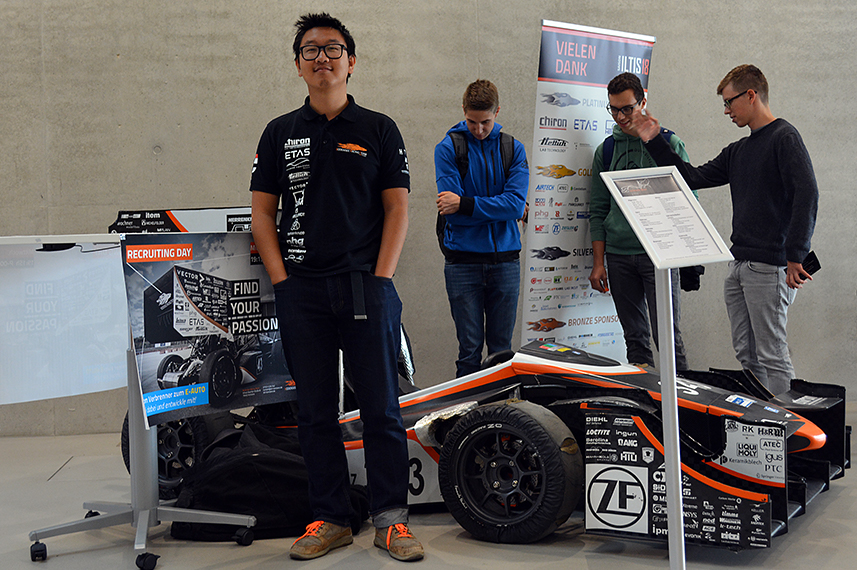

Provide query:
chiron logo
left=539, top=116, right=568, bottom=129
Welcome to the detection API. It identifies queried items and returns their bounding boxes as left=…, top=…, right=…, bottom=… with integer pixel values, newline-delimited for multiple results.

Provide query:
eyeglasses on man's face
left=723, top=90, right=749, bottom=109
left=299, top=43, right=347, bottom=61
left=606, top=99, right=642, bottom=116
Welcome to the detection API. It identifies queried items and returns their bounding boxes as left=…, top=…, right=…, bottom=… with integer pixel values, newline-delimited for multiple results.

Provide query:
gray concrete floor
left=2, top=413, right=856, bottom=570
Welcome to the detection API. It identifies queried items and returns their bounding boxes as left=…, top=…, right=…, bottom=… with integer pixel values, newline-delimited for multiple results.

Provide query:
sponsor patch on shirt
left=336, top=143, right=368, bottom=157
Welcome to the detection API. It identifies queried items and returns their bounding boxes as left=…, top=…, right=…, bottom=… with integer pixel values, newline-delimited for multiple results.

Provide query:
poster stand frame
left=27, top=335, right=257, bottom=566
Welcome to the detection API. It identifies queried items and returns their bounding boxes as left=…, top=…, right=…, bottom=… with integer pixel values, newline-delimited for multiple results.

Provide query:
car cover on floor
left=170, top=421, right=370, bottom=541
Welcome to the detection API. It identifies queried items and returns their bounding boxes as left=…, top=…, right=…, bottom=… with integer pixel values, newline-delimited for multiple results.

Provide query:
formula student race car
left=156, top=332, right=285, bottom=408
left=338, top=341, right=849, bottom=549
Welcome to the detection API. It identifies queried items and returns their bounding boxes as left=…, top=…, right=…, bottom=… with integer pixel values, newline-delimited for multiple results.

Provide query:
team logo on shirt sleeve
left=399, top=147, right=410, bottom=175
left=336, top=143, right=368, bottom=157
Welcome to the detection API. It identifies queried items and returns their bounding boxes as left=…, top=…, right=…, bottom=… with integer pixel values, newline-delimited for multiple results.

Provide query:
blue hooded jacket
left=434, top=121, right=529, bottom=263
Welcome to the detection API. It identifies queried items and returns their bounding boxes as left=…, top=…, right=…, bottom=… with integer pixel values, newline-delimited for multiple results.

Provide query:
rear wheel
left=438, top=400, right=583, bottom=543
left=202, top=348, right=239, bottom=407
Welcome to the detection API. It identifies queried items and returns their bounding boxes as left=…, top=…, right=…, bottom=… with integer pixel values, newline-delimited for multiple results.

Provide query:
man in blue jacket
left=435, top=80, right=529, bottom=377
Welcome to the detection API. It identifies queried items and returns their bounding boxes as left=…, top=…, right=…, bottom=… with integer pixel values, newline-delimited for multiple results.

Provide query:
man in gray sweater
left=635, top=64, right=818, bottom=394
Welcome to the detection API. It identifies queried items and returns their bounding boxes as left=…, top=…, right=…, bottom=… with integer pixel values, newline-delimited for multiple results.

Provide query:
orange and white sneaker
left=289, top=520, right=353, bottom=560
left=374, top=523, right=424, bottom=561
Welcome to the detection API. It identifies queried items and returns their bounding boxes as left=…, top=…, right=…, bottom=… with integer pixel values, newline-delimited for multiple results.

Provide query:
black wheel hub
left=156, top=420, right=195, bottom=486
left=458, top=426, right=546, bottom=525
left=211, top=357, right=235, bottom=398
left=484, top=456, right=521, bottom=494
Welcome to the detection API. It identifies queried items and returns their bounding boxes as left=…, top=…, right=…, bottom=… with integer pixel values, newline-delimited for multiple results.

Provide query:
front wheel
left=156, top=354, right=184, bottom=380
left=121, top=412, right=210, bottom=499
left=438, top=400, right=583, bottom=543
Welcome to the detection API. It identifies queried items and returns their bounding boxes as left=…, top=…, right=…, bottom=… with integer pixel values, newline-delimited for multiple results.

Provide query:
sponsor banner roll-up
left=122, top=232, right=295, bottom=427
left=523, top=20, right=655, bottom=362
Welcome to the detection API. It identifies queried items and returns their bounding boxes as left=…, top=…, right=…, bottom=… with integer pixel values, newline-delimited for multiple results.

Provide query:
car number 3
left=408, top=458, right=425, bottom=495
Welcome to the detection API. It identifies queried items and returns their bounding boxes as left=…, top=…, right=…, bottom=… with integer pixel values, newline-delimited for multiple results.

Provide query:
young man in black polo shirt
left=250, top=13, right=422, bottom=562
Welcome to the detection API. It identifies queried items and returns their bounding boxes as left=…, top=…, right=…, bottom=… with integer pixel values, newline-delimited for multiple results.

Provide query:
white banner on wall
left=0, top=236, right=129, bottom=405
left=522, top=20, right=656, bottom=362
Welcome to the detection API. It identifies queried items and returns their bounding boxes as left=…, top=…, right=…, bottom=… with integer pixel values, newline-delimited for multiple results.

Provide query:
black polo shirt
left=250, top=95, right=410, bottom=276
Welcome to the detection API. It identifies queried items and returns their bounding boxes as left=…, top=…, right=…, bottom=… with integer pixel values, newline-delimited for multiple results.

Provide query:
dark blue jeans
left=273, top=272, right=409, bottom=527
left=605, top=253, right=688, bottom=370
left=444, top=260, right=520, bottom=377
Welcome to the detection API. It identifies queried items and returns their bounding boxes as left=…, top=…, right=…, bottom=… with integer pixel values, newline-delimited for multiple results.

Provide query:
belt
left=350, top=271, right=367, bottom=320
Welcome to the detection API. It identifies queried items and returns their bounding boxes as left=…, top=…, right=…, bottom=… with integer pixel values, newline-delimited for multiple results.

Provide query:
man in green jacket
left=588, top=72, right=691, bottom=370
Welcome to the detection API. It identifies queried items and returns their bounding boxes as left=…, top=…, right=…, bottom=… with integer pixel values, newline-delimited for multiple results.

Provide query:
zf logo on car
left=586, top=466, right=647, bottom=532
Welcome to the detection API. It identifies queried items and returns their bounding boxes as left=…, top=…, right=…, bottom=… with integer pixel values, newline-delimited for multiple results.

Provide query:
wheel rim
left=210, top=355, right=236, bottom=398
left=164, top=358, right=181, bottom=373
left=455, top=424, right=547, bottom=525
left=157, top=420, right=196, bottom=488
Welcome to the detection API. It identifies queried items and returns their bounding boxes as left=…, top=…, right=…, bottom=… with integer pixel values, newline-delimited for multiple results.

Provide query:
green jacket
left=589, top=125, right=693, bottom=255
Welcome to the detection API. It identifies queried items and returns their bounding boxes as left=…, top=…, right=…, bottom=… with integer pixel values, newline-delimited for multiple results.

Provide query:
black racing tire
left=438, top=400, right=583, bottom=543
left=201, top=348, right=239, bottom=407
left=121, top=412, right=211, bottom=500
left=156, top=354, right=184, bottom=380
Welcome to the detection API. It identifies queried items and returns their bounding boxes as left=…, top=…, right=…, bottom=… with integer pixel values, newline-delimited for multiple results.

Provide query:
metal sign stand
left=29, top=347, right=256, bottom=569
left=598, top=166, right=734, bottom=569
left=655, top=269, right=686, bottom=570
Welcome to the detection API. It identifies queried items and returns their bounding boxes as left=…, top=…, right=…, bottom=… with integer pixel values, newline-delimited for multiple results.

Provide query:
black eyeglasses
left=723, top=90, right=749, bottom=109
left=606, top=99, right=642, bottom=116
left=299, top=43, right=347, bottom=61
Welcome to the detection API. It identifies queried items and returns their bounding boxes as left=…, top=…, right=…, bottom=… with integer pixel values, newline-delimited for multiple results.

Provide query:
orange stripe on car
left=633, top=417, right=769, bottom=502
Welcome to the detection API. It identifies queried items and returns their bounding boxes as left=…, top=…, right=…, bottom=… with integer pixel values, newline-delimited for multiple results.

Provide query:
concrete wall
left=2, top=0, right=855, bottom=435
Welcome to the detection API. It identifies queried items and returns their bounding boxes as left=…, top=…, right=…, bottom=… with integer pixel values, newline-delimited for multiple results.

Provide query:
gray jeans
left=606, top=253, right=688, bottom=370
left=724, top=260, right=796, bottom=394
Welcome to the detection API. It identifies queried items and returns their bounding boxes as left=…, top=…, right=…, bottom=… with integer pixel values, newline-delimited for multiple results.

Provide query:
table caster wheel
left=135, top=552, right=160, bottom=569
left=232, top=527, right=254, bottom=546
left=30, top=541, right=47, bottom=561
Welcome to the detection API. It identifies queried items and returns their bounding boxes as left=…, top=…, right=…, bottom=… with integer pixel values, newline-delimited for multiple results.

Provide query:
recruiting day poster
left=522, top=20, right=656, bottom=362
left=0, top=238, right=128, bottom=405
left=122, top=232, right=294, bottom=427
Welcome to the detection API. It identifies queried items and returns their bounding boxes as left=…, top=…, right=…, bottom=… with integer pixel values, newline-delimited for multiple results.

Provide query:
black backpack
left=169, top=422, right=369, bottom=541
left=436, top=131, right=515, bottom=256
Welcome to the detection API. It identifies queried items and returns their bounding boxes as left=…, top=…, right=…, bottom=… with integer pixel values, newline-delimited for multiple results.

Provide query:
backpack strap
left=447, top=130, right=516, bottom=182
left=602, top=135, right=615, bottom=171
left=498, top=132, right=515, bottom=180
left=448, top=131, right=469, bottom=181
left=439, top=130, right=468, bottom=257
